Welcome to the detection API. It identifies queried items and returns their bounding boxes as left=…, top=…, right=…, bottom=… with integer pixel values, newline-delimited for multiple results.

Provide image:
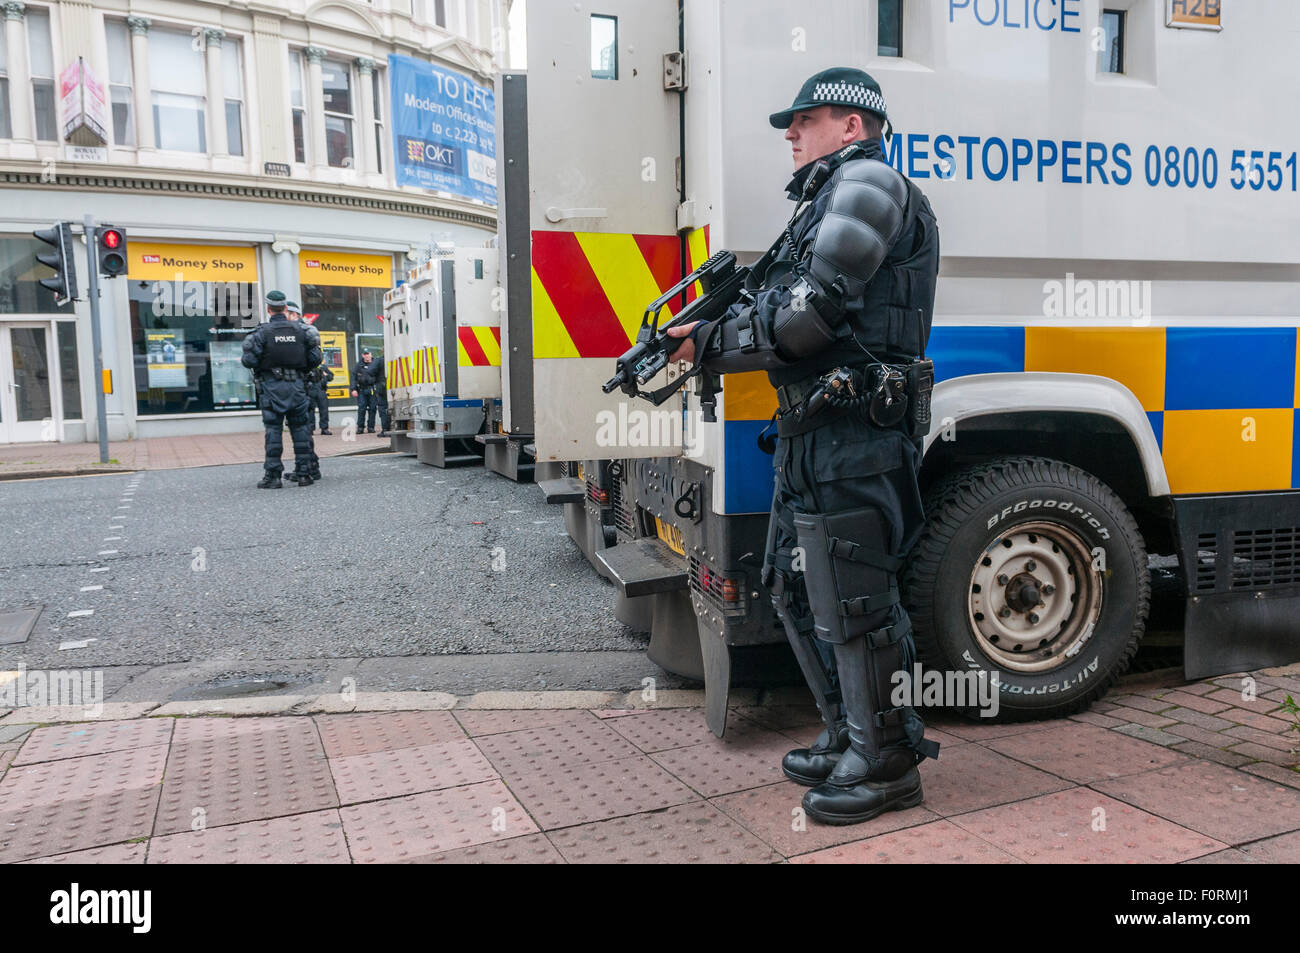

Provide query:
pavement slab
left=417, top=832, right=566, bottom=864
left=475, top=717, right=642, bottom=776
left=314, top=711, right=466, bottom=758
left=1092, top=760, right=1300, bottom=845
left=604, top=707, right=734, bottom=753
left=949, top=788, right=1225, bottom=864
left=0, top=743, right=166, bottom=863
left=790, top=818, right=1022, bottom=864
left=328, top=739, right=498, bottom=804
left=452, top=708, right=600, bottom=737
left=154, top=717, right=337, bottom=835
left=909, top=742, right=1074, bottom=817
left=15, top=718, right=173, bottom=765
left=986, top=721, right=1188, bottom=783
left=649, top=723, right=798, bottom=797
left=710, top=780, right=938, bottom=857
left=925, top=715, right=1059, bottom=742
left=24, top=843, right=148, bottom=864
left=548, top=801, right=781, bottom=864
left=341, top=780, right=538, bottom=862
left=497, top=753, right=698, bottom=830
left=148, top=809, right=351, bottom=864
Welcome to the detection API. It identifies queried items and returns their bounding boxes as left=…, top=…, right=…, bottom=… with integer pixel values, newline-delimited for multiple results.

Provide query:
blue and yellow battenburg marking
left=718, top=324, right=1300, bottom=513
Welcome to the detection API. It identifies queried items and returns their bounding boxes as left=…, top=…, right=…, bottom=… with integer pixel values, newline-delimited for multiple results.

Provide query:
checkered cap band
left=813, top=81, right=887, bottom=115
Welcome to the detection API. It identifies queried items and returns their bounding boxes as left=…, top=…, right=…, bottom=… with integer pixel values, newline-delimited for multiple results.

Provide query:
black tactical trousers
left=357, top=387, right=389, bottom=431
left=261, top=379, right=313, bottom=477
left=766, top=410, right=932, bottom=771
left=307, top=385, right=329, bottom=431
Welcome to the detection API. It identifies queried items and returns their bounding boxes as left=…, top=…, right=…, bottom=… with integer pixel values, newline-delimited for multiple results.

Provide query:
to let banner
left=388, top=54, right=497, bottom=205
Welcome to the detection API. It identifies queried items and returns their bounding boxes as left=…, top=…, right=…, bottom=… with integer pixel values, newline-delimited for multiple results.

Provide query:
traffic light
left=95, top=225, right=128, bottom=278
left=32, top=222, right=78, bottom=305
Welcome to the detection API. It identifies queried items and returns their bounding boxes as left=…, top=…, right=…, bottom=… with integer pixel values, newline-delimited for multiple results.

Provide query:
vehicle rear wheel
left=902, top=456, right=1148, bottom=720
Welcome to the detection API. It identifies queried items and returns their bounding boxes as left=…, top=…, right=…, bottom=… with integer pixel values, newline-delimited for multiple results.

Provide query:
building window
left=591, top=15, right=616, bottom=80
left=27, top=7, right=57, bottom=141
left=432, top=0, right=447, bottom=28
left=0, top=237, right=72, bottom=313
left=372, top=69, right=384, bottom=174
left=290, top=50, right=308, bottom=163
left=321, top=58, right=354, bottom=168
left=105, top=20, right=134, bottom=146
left=1101, top=9, right=1125, bottom=74
left=56, top=322, right=82, bottom=419
left=0, top=29, right=11, bottom=140
left=224, top=39, right=245, bottom=156
left=878, top=0, right=903, bottom=57
left=150, top=29, right=207, bottom=153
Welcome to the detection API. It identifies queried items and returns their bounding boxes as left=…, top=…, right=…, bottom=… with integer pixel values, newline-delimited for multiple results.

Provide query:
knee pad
left=792, top=507, right=903, bottom=644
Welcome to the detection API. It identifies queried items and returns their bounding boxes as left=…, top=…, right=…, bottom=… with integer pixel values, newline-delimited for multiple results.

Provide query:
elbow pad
left=700, top=277, right=839, bottom=374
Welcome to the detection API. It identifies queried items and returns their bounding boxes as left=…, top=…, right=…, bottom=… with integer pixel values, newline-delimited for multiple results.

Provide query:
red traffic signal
left=95, top=225, right=128, bottom=278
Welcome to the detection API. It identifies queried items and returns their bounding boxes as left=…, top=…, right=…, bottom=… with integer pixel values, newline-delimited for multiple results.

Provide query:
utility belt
left=774, top=359, right=933, bottom=440
left=262, top=367, right=305, bottom=381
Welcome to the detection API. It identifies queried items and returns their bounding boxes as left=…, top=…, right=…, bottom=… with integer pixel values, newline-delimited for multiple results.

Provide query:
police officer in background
left=242, top=290, right=322, bottom=488
left=351, top=348, right=390, bottom=436
left=287, top=301, right=334, bottom=435
left=667, top=69, right=941, bottom=824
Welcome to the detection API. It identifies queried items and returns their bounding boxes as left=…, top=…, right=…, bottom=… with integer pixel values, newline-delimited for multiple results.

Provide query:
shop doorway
left=0, top=323, right=56, bottom=443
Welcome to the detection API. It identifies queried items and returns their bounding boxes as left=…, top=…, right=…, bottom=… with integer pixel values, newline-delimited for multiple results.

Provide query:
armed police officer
left=351, top=348, right=390, bottom=436
left=667, top=69, right=941, bottom=825
left=242, top=290, right=322, bottom=488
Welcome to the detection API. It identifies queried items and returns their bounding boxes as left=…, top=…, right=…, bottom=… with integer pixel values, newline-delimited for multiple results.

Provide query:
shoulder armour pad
left=808, top=158, right=909, bottom=291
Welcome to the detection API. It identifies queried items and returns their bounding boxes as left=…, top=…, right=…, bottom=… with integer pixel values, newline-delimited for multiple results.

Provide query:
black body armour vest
left=766, top=140, right=940, bottom=387
left=260, top=320, right=310, bottom=371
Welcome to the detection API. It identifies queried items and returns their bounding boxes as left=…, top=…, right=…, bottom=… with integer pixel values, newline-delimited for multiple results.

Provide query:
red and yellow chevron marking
left=531, top=228, right=710, bottom=360
left=458, top=325, right=502, bottom=366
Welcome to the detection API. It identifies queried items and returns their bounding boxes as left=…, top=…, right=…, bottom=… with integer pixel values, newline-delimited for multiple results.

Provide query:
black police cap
left=769, top=67, right=890, bottom=134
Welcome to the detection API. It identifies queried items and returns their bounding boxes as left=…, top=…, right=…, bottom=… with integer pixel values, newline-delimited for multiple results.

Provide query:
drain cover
left=172, top=672, right=317, bottom=701
left=0, top=607, right=41, bottom=645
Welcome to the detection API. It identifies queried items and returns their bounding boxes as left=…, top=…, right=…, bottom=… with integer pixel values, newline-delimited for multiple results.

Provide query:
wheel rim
left=966, top=520, right=1104, bottom=673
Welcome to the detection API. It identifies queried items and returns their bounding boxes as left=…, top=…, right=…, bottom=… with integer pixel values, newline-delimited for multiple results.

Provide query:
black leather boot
left=294, top=470, right=314, bottom=486
left=256, top=472, right=282, bottom=489
left=801, top=746, right=923, bottom=825
left=782, top=721, right=849, bottom=786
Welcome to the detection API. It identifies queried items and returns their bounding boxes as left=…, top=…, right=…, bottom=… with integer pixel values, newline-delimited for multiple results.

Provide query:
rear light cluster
left=691, top=557, right=747, bottom=615
left=587, top=483, right=609, bottom=505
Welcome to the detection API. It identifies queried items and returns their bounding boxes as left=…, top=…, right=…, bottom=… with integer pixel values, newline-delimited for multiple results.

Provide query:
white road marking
left=88, top=567, right=109, bottom=573
left=103, top=536, right=122, bottom=541
left=59, top=639, right=97, bottom=650
left=109, top=525, right=124, bottom=530
left=67, top=609, right=94, bottom=618
left=80, top=585, right=103, bottom=592
left=97, top=550, right=118, bottom=555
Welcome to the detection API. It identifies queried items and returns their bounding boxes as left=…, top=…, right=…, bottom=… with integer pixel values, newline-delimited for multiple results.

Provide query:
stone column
left=126, top=15, right=153, bottom=150
left=355, top=56, right=376, bottom=174
left=304, top=45, right=327, bottom=168
left=271, top=239, right=301, bottom=306
left=3, top=2, right=33, bottom=142
left=203, top=28, right=227, bottom=156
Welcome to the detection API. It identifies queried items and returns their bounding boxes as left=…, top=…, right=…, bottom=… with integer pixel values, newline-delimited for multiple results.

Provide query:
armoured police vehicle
left=498, top=0, right=1300, bottom=734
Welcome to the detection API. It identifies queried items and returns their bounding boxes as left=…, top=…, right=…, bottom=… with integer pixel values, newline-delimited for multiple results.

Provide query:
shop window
left=224, top=39, right=245, bottom=156
left=26, top=7, right=57, bottom=141
left=1101, top=10, right=1125, bottom=74
left=129, top=279, right=259, bottom=415
left=878, top=0, right=903, bottom=57
left=591, top=16, right=616, bottom=80
left=0, top=237, right=73, bottom=314
left=150, top=28, right=207, bottom=153
left=322, top=58, right=355, bottom=168
left=105, top=19, right=134, bottom=146
left=56, top=322, right=82, bottom=419
left=301, top=284, right=387, bottom=402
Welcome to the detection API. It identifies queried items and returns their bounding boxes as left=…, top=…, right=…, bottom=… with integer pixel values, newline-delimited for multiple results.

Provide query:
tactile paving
left=314, top=711, right=465, bottom=758
left=606, top=707, right=731, bottom=753
left=915, top=741, right=1074, bottom=816
left=925, top=714, right=1059, bottom=742
left=649, top=724, right=798, bottom=797
left=986, top=721, right=1186, bottom=783
left=948, top=787, right=1224, bottom=863
left=453, top=708, right=600, bottom=737
left=420, top=833, right=565, bottom=864
left=0, top=743, right=166, bottom=863
left=500, top=753, right=698, bottom=830
left=148, top=808, right=350, bottom=863
left=476, top=718, right=642, bottom=776
left=731, top=706, right=825, bottom=733
left=154, top=717, right=337, bottom=835
left=25, top=843, right=148, bottom=864
left=329, top=739, right=497, bottom=804
left=1091, top=759, right=1300, bottom=845
left=711, top=780, right=937, bottom=858
left=549, top=800, right=780, bottom=864
left=342, top=779, right=538, bottom=862
left=16, top=718, right=173, bottom=765
left=790, top=819, right=1021, bottom=864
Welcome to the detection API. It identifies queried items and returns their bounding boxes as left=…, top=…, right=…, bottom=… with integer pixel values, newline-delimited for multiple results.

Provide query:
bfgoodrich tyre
left=902, top=456, right=1148, bottom=720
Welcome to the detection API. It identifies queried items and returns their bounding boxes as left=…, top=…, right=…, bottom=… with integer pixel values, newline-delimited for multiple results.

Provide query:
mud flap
left=692, top=600, right=732, bottom=738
